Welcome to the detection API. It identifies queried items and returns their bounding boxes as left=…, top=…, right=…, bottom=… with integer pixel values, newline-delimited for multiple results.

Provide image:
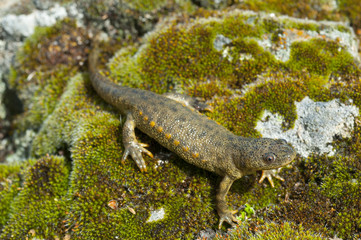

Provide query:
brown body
left=89, top=39, right=296, bottom=228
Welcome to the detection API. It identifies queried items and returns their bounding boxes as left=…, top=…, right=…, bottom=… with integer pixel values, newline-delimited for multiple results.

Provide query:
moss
left=63, top=95, right=216, bottom=238
left=262, top=18, right=282, bottom=33
left=187, top=79, right=233, bottom=100
left=335, top=24, right=352, bottom=33
left=240, top=0, right=342, bottom=21
left=229, top=38, right=278, bottom=86
left=287, top=38, right=360, bottom=78
left=214, top=14, right=264, bottom=39
left=26, top=71, right=217, bottom=238
left=0, top=163, right=23, bottom=228
left=107, top=45, right=144, bottom=89
left=13, top=19, right=87, bottom=89
left=138, top=23, right=230, bottom=93
left=0, top=156, right=69, bottom=239
left=281, top=20, right=320, bottom=32
left=123, top=0, right=167, bottom=11
left=215, top=221, right=325, bottom=239
left=109, top=12, right=281, bottom=94
left=30, top=73, right=100, bottom=157
left=211, top=75, right=308, bottom=136
left=4, top=7, right=361, bottom=239
left=267, top=154, right=361, bottom=239
left=9, top=19, right=89, bottom=134
left=339, top=0, right=361, bottom=31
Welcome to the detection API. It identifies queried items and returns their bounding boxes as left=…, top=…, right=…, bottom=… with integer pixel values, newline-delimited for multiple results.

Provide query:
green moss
left=287, top=38, right=360, bottom=77
left=187, top=79, right=233, bottom=100
left=290, top=154, right=361, bottom=239
left=27, top=71, right=217, bottom=238
left=0, top=156, right=69, bottom=239
left=64, top=97, right=216, bottom=238
left=229, top=38, right=278, bottom=86
left=123, top=0, right=167, bottom=11
left=335, top=24, right=352, bottom=33
left=107, top=45, right=144, bottom=89
left=22, top=66, right=78, bottom=130
left=262, top=18, right=282, bottom=33
left=14, top=19, right=84, bottom=88
left=282, top=20, right=320, bottom=32
left=31, top=73, right=100, bottom=157
left=109, top=13, right=282, bottom=95
left=339, top=0, right=361, bottom=30
left=214, top=14, right=264, bottom=39
left=0, top=163, right=23, bottom=228
left=138, top=23, right=231, bottom=93
left=215, top=221, right=325, bottom=239
left=4, top=7, right=361, bottom=239
left=9, top=19, right=88, bottom=133
left=240, top=0, right=341, bottom=22
left=211, top=76, right=308, bottom=136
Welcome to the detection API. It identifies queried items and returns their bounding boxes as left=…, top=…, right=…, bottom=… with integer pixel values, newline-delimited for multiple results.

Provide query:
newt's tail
left=88, top=33, right=126, bottom=107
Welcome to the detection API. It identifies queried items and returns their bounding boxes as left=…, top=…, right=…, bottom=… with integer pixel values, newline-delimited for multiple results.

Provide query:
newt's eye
left=263, top=153, right=276, bottom=163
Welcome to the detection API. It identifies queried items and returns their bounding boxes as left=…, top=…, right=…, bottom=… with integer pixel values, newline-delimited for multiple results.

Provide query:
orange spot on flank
left=174, top=140, right=180, bottom=146
left=139, top=111, right=143, bottom=116
left=144, top=116, right=149, bottom=121
left=183, top=146, right=189, bottom=152
left=192, top=152, right=199, bottom=158
left=165, top=133, right=171, bottom=139
left=150, top=121, right=156, bottom=127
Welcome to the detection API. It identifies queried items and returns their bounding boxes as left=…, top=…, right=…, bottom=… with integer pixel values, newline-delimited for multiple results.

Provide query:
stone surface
left=0, top=4, right=67, bottom=38
left=256, top=96, right=359, bottom=158
left=146, top=208, right=166, bottom=223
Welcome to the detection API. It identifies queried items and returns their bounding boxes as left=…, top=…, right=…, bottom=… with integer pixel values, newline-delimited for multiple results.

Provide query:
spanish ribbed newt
left=88, top=36, right=296, bottom=229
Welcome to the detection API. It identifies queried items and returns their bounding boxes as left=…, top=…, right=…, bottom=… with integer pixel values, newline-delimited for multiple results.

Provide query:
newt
left=88, top=35, right=296, bottom=229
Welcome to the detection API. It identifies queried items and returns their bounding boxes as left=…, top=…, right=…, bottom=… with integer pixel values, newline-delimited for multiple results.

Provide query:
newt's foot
left=259, top=168, right=284, bottom=187
left=218, top=209, right=241, bottom=229
left=193, top=100, right=214, bottom=112
left=121, top=141, right=153, bottom=172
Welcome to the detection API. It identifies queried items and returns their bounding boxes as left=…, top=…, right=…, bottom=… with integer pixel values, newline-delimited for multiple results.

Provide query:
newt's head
left=235, top=138, right=296, bottom=171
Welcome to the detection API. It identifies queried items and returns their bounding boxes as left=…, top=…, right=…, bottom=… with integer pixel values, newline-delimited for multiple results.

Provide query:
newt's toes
left=122, top=141, right=153, bottom=172
left=218, top=211, right=240, bottom=229
left=259, top=169, right=285, bottom=188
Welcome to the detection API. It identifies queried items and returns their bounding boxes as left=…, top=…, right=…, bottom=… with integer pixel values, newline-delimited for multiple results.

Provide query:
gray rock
left=146, top=208, right=165, bottom=223
left=1, top=14, right=36, bottom=37
left=256, top=97, right=359, bottom=158
left=32, top=0, right=54, bottom=10
left=0, top=3, right=84, bottom=163
left=196, top=228, right=216, bottom=239
left=213, top=34, right=232, bottom=51
left=0, top=4, right=67, bottom=38
left=5, top=129, right=36, bottom=163
left=256, top=14, right=359, bottom=62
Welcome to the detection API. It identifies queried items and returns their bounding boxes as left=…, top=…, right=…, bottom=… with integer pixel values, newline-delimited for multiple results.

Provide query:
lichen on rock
left=256, top=97, right=359, bottom=158
left=0, top=1, right=361, bottom=239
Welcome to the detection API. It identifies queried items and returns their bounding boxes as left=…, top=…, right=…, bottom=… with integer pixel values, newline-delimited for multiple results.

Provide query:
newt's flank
left=88, top=34, right=296, bottom=229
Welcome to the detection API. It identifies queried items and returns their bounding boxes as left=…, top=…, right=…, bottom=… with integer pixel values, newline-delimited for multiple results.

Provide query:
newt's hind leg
left=163, top=93, right=213, bottom=112
left=121, top=113, right=153, bottom=172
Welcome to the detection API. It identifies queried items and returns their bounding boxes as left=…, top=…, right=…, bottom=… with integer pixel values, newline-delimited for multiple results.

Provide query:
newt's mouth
left=285, top=148, right=297, bottom=164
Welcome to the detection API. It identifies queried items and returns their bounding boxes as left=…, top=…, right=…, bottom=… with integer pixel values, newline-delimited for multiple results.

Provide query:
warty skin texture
left=88, top=39, right=297, bottom=229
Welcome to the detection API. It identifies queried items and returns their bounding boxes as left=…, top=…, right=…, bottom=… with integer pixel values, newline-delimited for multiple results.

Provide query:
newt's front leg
left=121, top=113, right=153, bottom=172
left=216, top=175, right=241, bottom=229
left=259, top=169, right=285, bottom=187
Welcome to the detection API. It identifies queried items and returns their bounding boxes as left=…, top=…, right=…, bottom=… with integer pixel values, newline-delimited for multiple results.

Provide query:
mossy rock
left=1, top=8, right=361, bottom=240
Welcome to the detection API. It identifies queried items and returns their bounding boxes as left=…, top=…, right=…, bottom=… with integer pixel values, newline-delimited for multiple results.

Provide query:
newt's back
left=88, top=39, right=236, bottom=174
